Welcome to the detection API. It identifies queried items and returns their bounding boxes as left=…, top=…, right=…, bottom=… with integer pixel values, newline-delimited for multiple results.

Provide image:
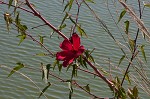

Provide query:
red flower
left=56, top=33, right=85, bottom=67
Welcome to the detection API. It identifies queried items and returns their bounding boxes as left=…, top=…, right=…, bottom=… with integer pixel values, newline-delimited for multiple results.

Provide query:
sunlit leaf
left=68, top=81, right=73, bottom=92
left=85, top=0, right=95, bottom=3
left=4, top=13, right=12, bottom=31
left=118, top=9, right=126, bottom=23
left=17, top=34, right=26, bottom=45
left=118, top=55, right=125, bottom=66
left=8, top=62, right=24, bottom=77
left=41, top=64, right=51, bottom=83
left=144, top=2, right=150, bottom=8
left=14, top=0, right=18, bottom=6
left=39, top=82, right=51, bottom=98
left=129, top=39, right=135, bottom=51
left=124, top=20, right=129, bottom=34
left=67, top=80, right=73, bottom=99
left=128, top=88, right=134, bottom=99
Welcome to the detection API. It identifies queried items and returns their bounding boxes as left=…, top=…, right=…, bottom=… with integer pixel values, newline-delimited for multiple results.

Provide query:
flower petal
left=56, top=51, right=68, bottom=60
left=63, top=57, right=74, bottom=67
left=71, top=33, right=80, bottom=50
left=76, top=46, right=85, bottom=56
left=60, top=39, right=73, bottom=51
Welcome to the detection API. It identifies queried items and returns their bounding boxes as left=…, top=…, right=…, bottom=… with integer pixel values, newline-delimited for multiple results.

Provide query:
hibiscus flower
left=56, top=33, right=85, bottom=67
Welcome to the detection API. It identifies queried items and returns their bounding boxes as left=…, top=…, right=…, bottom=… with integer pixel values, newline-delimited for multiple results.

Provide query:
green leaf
left=133, top=86, right=138, bottom=98
left=59, top=24, right=66, bottom=31
left=69, top=16, right=76, bottom=24
left=77, top=25, right=87, bottom=37
left=72, top=64, right=77, bottom=77
left=118, top=55, right=125, bottom=66
left=125, top=71, right=131, bottom=85
left=144, top=2, right=150, bottom=8
left=129, top=39, right=135, bottom=52
left=58, top=64, right=62, bottom=72
left=8, top=62, right=24, bottom=77
left=17, top=34, right=26, bottom=45
left=118, top=9, right=126, bottom=23
left=8, top=0, right=13, bottom=9
left=15, top=12, right=20, bottom=25
left=60, top=12, right=68, bottom=26
left=39, top=82, right=51, bottom=98
left=35, top=53, right=49, bottom=56
left=124, top=20, right=129, bottom=34
left=140, top=45, right=147, bottom=62
left=46, top=64, right=51, bottom=79
left=83, top=84, right=90, bottom=92
left=38, top=35, right=46, bottom=47
left=85, top=0, right=95, bottom=3
left=53, top=60, right=59, bottom=70
left=68, top=0, right=74, bottom=11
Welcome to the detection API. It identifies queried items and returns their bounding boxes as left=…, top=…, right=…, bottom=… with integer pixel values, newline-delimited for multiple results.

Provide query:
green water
left=0, top=0, right=150, bottom=99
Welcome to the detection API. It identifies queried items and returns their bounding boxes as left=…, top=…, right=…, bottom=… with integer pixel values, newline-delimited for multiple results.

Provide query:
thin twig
left=25, top=0, right=68, bottom=40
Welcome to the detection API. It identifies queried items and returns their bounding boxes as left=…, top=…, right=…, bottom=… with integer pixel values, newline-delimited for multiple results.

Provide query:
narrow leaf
left=143, top=2, right=150, bottom=8
left=133, top=86, right=138, bottom=98
left=4, top=13, right=12, bottom=31
left=63, top=2, right=69, bottom=12
left=8, top=0, right=13, bottom=9
left=77, top=25, right=87, bottom=37
left=129, top=39, right=135, bottom=51
left=125, top=72, right=131, bottom=85
left=140, top=45, right=147, bottom=62
left=124, top=20, right=129, bottom=34
left=38, top=35, right=46, bottom=47
left=35, top=53, right=49, bottom=56
left=8, top=62, right=24, bottom=77
left=85, top=0, right=95, bottom=3
left=17, top=34, right=26, bottom=45
left=118, top=55, right=125, bottom=66
left=68, top=0, right=74, bottom=11
left=46, top=64, right=51, bottom=79
left=39, top=82, right=51, bottom=98
left=83, top=84, right=90, bottom=92
left=118, top=9, right=126, bottom=23
left=68, top=82, right=73, bottom=92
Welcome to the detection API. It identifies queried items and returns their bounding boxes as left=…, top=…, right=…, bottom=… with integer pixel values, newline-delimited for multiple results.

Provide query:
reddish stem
left=25, top=0, right=68, bottom=40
